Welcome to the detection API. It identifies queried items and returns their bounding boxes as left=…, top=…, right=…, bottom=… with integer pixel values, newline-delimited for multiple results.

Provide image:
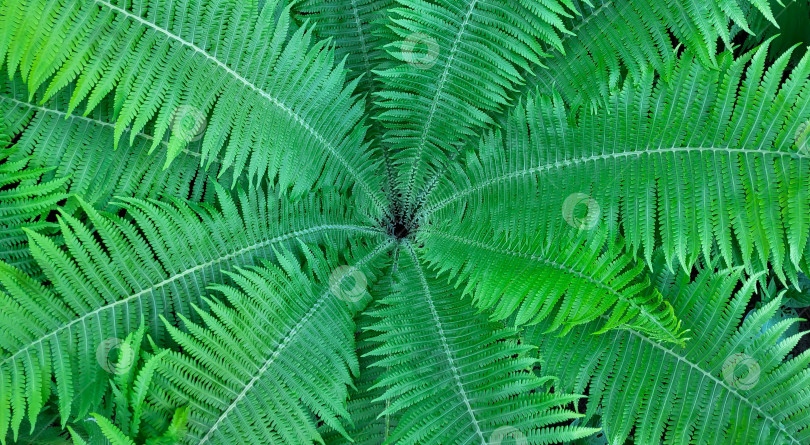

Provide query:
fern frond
left=290, top=0, right=400, bottom=205
left=422, top=44, right=810, bottom=281
left=319, top=261, right=402, bottom=445
left=150, top=240, right=394, bottom=444
left=527, top=255, right=810, bottom=444
left=4, top=406, right=68, bottom=444
left=738, top=0, right=810, bottom=66
left=511, top=0, right=785, bottom=111
left=1, top=74, right=227, bottom=210
left=66, top=325, right=188, bottom=445
left=293, top=0, right=395, bottom=98
left=320, top=314, right=397, bottom=445
left=363, top=243, right=598, bottom=444
left=418, top=221, right=685, bottom=343
left=0, top=120, right=66, bottom=275
left=88, top=414, right=135, bottom=445
left=0, top=0, right=386, bottom=213
left=376, top=0, right=576, bottom=214
left=0, top=186, right=384, bottom=441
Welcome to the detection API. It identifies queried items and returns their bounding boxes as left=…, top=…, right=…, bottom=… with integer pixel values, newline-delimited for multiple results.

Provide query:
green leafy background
left=0, top=0, right=809, bottom=444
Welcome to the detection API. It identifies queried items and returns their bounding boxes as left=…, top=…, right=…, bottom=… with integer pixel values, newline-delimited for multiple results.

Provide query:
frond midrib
left=403, top=242, right=487, bottom=444
left=513, top=1, right=613, bottom=100
left=402, top=0, right=480, bottom=210
left=91, top=0, right=385, bottom=213
left=196, top=239, right=396, bottom=444
left=0, top=94, right=208, bottom=162
left=423, top=229, right=681, bottom=344
left=407, top=3, right=607, bottom=215
left=349, top=0, right=373, bottom=75
left=609, top=317, right=802, bottom=444
left=0, top=224, right=382, bottom=369
left=421, top=145, right=810, bottom=218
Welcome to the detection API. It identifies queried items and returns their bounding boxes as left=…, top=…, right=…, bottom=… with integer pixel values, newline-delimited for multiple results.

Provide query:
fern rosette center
left=1, top=0, right=810, bottom=444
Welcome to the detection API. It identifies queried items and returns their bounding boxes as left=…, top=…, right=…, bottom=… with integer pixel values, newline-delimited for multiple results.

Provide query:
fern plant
left=1, top=0, right=810, bottom=443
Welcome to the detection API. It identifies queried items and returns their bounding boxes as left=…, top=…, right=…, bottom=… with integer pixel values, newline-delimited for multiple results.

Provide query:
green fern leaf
left=318, top=276, right=401, bottom=445
left=0, top=186, right=383, bottom=440
left=1, top=74, right=229, bottom=211
left=377, top=0, right=577, bottom=213
left=89, top=414, right=136, bottom=445
left=0, top=0, right=387, bottom=214
left=421, top=44, right=810, bottom=281
left=363, top=243, right=599, bottom=444
left=418, top=222, right=686, bottom=343
left=527, top=255, right=810, bottom=444
left=150, top=240, right=394, bottom=444
left=0, top=119, right=66, bottom=275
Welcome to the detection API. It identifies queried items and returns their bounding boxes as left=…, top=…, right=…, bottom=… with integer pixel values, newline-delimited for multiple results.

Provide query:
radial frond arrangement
left=1, top=0, right=809, bottom=444
left=363, top=244, right=597, bottom=444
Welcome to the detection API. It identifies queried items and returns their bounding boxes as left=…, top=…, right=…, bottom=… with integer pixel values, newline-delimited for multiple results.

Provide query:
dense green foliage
left=0, top=0, right=809, bottom=443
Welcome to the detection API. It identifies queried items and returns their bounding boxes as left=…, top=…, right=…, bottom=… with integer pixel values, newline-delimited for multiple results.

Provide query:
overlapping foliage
left=527, top=255, right=810, bottom=444
left=0, top=0, right=809, bottom=444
